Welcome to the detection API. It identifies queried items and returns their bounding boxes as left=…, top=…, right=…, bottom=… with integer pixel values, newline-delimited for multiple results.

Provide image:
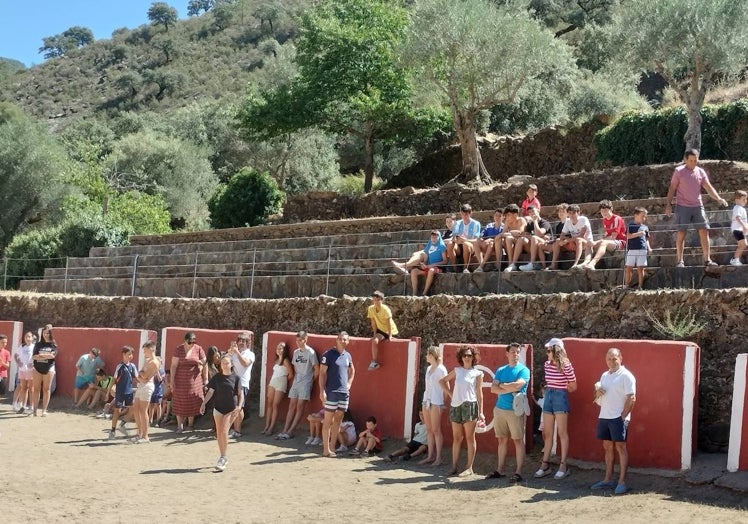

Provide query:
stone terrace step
left=20, top=264, right=748, bottom=299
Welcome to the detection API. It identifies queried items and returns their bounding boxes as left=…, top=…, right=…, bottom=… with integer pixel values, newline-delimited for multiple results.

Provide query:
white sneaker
left=504, top=264, right=517, bottom=273
left=730, top=258, right=743, bottom=266
left=473, top=267, right=483, bottom=272
left=519, top=262, right=535, bottom=271
left=216, top=456, right=228, bottom=471
left=336, top=444, right=348, bottom=452
left=462, top=268, right=470, bottom=273
left=305, top=436, right=315, bottom=445
left=368, top=361, right=380, bottom=371
left=311, top=437, right=322, bottom=445
left=106, top=429, right=116, bottom=440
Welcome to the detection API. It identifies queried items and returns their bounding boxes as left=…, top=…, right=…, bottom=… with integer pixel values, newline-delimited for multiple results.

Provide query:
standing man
left=591, top=347, right=636, bottom=495
left=367, top=291, right=398, bottom=370
left=319, top=331, right=355, bottom=457
left=664, top=149, right=728, bottom=267
left=278, top=331, right=319, bottom=441
left=228, top=332, right=255, bottom=438
left=486, top=343, right=531, bottom=482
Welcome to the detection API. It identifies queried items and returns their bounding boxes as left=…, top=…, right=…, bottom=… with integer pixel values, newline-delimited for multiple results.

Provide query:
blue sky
left=0, top=1, right=192, bottom=67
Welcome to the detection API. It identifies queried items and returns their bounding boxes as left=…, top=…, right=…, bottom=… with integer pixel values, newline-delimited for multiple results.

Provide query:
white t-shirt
left=412, top=421, right=428, bottom=445
left=423, top=364, right=447, bottom=406
left=598, top=365, right=636, bottom=420
left=731, top=204, right=747, bottom=232
left=562, top=215, right=594, bottom=242
left=232, top=349, right=255, bottom=388
left=451, top=367, right=482, bottom=407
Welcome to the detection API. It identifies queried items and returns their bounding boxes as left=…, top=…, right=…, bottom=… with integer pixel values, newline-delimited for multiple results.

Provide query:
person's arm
left=534, top=219, right=548, bottom=237
left=200, top=388, right=215, bottom=414
left=235, top=380, right=245, bottom=413
left=283, top=359, right=294, bottom=383
left=170, top=356, right=179, bottom=388
left=664, top=175, right=679, bottom=216
left=318, top=364, right=328, bottom=402
left=312, top=363, right=320, bottom=381
left=736, top=210, right=748, bottom=232
left=702, top=179, right=728, bottom=206
left=476, top=373, right=484, bottom=420
left=347, top=360, right=355, bottom=390
left=621, top=393, right=636, bottom=420
left=439, top=370, right=455, bottom=401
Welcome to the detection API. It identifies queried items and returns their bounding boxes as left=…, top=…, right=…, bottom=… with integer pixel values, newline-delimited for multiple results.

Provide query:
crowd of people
left=392, top=149, right=745, bottom=294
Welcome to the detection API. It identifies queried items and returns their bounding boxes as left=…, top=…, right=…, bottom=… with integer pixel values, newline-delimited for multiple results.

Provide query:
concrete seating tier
left=19, top=201, right=748, bottom=299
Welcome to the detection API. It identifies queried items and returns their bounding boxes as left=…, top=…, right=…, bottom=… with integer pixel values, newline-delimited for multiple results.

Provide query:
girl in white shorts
left=263, top=342, right=294, bottom=436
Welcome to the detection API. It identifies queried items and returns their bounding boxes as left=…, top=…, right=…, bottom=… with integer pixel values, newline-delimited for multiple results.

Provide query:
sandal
left=510, top=473, right=523, bottom=483
left=554, top=462, right=571, bottom=479
left=485, top=470, right=505, bottom=480
left=534, top=461, right=552, bottom=478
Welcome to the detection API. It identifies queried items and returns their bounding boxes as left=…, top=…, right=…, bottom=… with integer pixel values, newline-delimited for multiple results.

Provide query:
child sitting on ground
left=335, top=411, right=357, bottom=452
left=306, top=408, right=325, bottom=445
left=349, top=416, right=383, bottom=456
left=387, top=410, right=428, bottom=462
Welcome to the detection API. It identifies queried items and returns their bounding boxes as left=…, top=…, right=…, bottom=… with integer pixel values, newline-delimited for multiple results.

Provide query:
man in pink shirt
left=664, top=149, right=728, bottom=267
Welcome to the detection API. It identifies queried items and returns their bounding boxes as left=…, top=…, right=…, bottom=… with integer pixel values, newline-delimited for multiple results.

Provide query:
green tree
left=188, top=0, right=214, bottom=16
left=403, top=0, right=575, bottom=183
left=208, top=168, right=284, bottom=228
left=0, top=103, right=73, bottom=252
left=610, top=0, right=748, bottom=151
left=529, top=0, right=618, bottom=38
left=148, top=2, right=179, bottom=31
left=239, top=0, right=434, bottom=192
left=103, top=130, right=218, bottom=229
left=0, top=58, right=25, bottom=83
left=39, top=26, right=94, bottom=59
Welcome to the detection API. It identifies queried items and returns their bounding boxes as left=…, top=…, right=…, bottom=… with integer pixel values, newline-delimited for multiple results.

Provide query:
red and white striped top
left=544, top=359, right=576, bottom=389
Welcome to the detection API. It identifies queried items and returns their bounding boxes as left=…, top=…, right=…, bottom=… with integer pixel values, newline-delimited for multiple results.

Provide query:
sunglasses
left=463, top=354, right=474, bottom=357
left=187, top=339, right=197, bottom=344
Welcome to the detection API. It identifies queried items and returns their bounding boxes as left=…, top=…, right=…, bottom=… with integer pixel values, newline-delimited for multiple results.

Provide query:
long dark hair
left=276, top=342, right=290, bottom=365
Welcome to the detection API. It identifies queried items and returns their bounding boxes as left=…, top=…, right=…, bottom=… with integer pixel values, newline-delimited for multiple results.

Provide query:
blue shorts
left=75, top=375, right=95, bottom=389
left=733, top=231, right=746, bottom=242
left=543, top=388, right=570, bottom=414
left=150, top=392, right=163, bottom=404
left=114, top=392, right=134, bottom=408
left=597, top=417, right=628, bottom=442
left=324, top=391, right=349, bottom=411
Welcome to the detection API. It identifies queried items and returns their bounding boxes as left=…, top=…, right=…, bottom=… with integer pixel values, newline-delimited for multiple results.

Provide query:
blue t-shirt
left=493, top=363, right=530, bottom=410
left=481, top=222, right=503, bottom=238
left=321, top=348, right=353, bottom=394
left=114, top=362, right=137, bottom=396
left=453, top=218, right=481, bottom=239
left=424, top=239, right=447, bottom=265
left=627, top=222, right=649, bottom=250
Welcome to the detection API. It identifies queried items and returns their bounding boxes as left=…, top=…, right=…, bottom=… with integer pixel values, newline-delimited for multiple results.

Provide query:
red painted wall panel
left=562, top=338, right=699, bottom=470
left=263, top=331, right=420, bottom=440
left=47, top=327, right=157, bottom=398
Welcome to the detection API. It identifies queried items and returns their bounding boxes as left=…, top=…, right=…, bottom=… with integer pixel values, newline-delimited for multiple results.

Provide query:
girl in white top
left=13, top=331, right=35, bottom=413
left=419, top=346, right=448, bottom=466
left=439, top=345, right=484, bottom=477
left=133, top=341, right=160, bottom=444
left=263, top=342, right=294, bottom=436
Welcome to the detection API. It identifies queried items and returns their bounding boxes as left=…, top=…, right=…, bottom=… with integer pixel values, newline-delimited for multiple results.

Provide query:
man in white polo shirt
left=228, top=332, right=255, bottom=438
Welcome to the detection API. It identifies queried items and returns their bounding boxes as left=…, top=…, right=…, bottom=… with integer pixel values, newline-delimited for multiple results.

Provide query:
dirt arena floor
left=2, top=399, right=746, bottom=523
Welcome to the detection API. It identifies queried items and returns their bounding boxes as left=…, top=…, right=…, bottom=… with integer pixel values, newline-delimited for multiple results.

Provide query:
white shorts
left=626, top=249, right=648, bottom=267
left=269, top=375, right=288, bottom=393
left=135, top=382, right=155, bottom=402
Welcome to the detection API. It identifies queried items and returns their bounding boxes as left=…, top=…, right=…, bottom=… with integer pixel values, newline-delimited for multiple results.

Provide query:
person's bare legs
left=371, top=333, right=384, bottom=364
left=41, top=372, right=54, bottom=414
left=587, top=240, right=614, bottom=269
left=637, top=267, right=645, bottom=288
left=410, top=268, right=423, bottom=295
left=422, top=268, right=437, bottom=295
left=462, top=420, right=477, bottom=475
left=494, top=239, right=503, bottom=270
left=675, top=229, right=686, bottom=265
left=462, top=243, right=475, bottom=270
left=449, top=422, right=463, bottom=474
left=282, top=397, right=308, bottom=437
left=615, top=441, right=629, bottom=485
left=555, top=413, right=569, bottom=474
left=698, top=228, right=712, bottom=263
left=31, top=371, right=43, bottom=416
left=419, top=406, right=435, bottom=464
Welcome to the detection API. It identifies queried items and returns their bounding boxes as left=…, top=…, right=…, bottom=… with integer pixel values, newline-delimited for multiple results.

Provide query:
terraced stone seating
left=19, top=200, right=748, bottom=299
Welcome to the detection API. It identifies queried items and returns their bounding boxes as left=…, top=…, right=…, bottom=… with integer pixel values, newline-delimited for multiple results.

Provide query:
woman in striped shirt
left=535, top=338, right=577, bottom=480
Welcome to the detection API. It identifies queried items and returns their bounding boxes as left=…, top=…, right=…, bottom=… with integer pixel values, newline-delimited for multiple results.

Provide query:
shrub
left=595, top=99, right=748, bottom=165
left=208, top=167, right=285, bottom=228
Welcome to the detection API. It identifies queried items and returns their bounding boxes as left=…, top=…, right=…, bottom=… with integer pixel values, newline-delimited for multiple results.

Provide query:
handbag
left=513, top=392, right=530, bottom=416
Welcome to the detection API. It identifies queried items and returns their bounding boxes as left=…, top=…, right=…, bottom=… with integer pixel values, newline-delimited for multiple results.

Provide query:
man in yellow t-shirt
left=366, top=290, right=398, bottom=370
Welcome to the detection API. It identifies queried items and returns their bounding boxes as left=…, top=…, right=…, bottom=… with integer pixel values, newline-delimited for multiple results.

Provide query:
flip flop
left=485, top=470, right=505, bottom=480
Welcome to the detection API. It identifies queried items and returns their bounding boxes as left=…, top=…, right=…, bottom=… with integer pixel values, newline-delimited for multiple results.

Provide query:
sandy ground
left=2, top=398, right=746, bottom=524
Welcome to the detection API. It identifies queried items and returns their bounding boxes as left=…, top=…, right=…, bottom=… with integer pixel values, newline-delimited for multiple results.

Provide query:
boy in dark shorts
left=107, top=346, right=137, bottom=440
left=386, top=410, right=428, bottom=462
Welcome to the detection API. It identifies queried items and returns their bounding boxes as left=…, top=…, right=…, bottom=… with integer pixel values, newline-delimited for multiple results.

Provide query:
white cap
left=544, top=337, right=564, bottom=349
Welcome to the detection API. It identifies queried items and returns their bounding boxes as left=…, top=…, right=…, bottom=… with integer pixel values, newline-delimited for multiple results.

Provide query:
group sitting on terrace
left=391, top=151, right=746, bottom=293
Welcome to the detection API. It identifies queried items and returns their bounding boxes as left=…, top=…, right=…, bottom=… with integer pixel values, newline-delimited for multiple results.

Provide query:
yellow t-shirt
left=367, top=304, right=398, bottom=336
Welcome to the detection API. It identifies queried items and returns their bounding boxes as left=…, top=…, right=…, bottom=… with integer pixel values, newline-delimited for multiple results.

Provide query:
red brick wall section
left=727, top=353, right=748, bottom=472
left=440, top=343, right=535, bottom=455
left=0, top=321, right=23, bottom=389
left=562, top=338, right=699, bottom=470
left=160, top=327, right=253, bottom=381
left=261, top=331, right=421, bottom=441
left=47, top=327, right=157, bottom=398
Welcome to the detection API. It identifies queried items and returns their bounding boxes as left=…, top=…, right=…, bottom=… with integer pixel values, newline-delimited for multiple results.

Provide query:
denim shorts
left=543, top=388, right=570, bottom=414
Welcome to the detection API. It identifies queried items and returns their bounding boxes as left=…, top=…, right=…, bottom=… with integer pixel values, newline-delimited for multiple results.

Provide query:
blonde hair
left=426, top=346, right=442, bottom=361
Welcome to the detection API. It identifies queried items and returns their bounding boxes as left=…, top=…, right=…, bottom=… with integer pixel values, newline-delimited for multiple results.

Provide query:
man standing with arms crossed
left=591, top=347, right=636, bottom=495
left=664, top=149, right=728, bottom=267
left=319, top=331, right=355, bottom=457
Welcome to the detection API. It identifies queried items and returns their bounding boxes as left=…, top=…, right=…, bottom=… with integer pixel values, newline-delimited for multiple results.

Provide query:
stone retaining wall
left=1, top=288, right=743, bottom=452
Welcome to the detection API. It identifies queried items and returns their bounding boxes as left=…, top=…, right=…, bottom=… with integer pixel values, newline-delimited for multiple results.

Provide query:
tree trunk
left=452, top=107, right=491, bottom=185
left=684, top=104, right=702, bottom=152
left=363, top=121, right=375, bottom=193
left=682, top=59, right=709, bottom=153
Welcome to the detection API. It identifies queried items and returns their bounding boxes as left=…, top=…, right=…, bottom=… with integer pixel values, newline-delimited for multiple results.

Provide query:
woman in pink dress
left=169, top=332, right=207, bottom=433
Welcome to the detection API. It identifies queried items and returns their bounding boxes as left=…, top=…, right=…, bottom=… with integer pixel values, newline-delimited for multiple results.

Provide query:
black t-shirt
left=207, top=373, right=241, bottom=414
left=526, top=218, right=552, bottom=238
left=33, top=341, right=57, bottom=375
